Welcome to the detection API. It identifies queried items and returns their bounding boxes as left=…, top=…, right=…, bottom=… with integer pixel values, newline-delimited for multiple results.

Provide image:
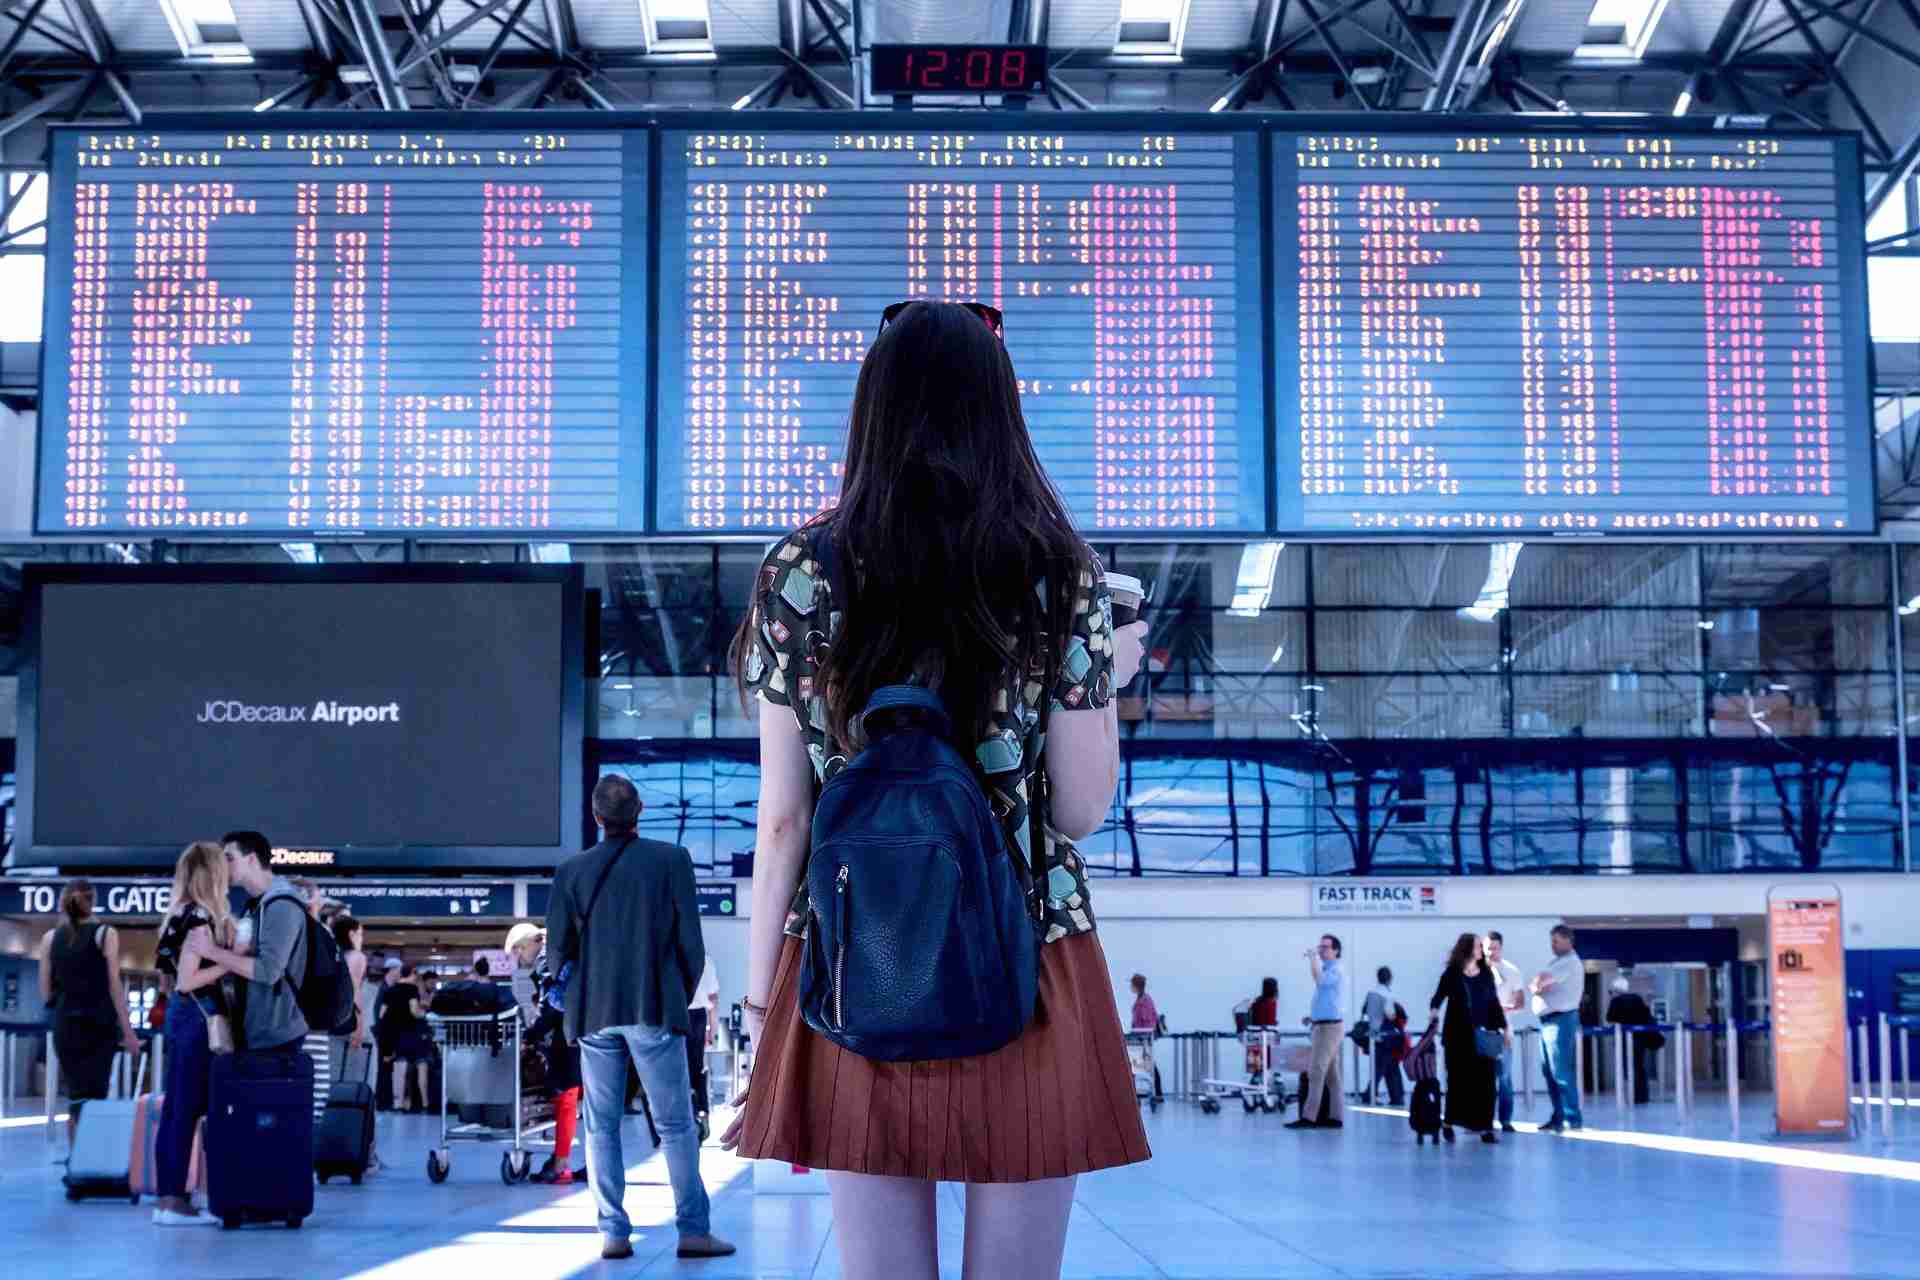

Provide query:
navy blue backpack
left=799, top=685, right=1042, bottom=1062
left=796, top=531, right=1044, bottom=1062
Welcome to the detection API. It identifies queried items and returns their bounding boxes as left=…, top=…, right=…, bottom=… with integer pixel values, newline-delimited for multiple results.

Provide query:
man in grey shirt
left=189, top=830, right=310, bottom=1054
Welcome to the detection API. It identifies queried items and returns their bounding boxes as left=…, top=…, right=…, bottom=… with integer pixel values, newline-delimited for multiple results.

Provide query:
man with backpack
left=191, top=832, right=312, bottom=1054
left=546, top=776, right=732, bottom=1263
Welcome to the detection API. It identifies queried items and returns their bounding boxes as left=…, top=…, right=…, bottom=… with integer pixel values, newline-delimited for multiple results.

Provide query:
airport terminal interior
left=4, top=0, right=1920, bottom=1277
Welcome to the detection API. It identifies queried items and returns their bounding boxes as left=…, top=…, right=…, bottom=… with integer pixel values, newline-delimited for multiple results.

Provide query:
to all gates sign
left=4, top=880, right=174, bottom=918
left=1310, top=881, right=1443, bottom=917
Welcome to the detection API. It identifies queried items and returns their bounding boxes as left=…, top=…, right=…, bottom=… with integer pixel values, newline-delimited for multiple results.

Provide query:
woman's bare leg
left=962, top=1176, right=1077, bottom=1280
left=825, top=1171, right=939, bottom=1280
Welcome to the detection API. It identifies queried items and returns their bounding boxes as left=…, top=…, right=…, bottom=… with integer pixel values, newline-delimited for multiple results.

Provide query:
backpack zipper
left=833, top=865, right=848, bottom=1031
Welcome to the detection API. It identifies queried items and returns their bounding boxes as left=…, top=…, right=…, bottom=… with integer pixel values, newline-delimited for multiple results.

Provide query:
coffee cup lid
left=1103, top=572, right=1144, bottom=594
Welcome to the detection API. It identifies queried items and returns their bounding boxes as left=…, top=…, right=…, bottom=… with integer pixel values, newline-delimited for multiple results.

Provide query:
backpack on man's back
left=264, top=893, right=356, bottom=1038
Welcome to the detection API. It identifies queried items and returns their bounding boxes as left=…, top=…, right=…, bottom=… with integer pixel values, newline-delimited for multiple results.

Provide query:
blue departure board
left=33, top=115, right=1874, bottom=540
left=1273, top=129, right=1873, bottom=535
left=38, top=126, right=646, bottom=534
left=654, top=127, right=1267, bottom=533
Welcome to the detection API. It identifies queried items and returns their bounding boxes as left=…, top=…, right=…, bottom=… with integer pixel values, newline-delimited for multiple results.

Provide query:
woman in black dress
left=1428, top=932, right=1508, bottom=1145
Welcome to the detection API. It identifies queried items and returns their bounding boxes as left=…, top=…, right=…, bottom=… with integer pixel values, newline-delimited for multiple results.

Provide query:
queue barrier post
left=1881, top=1013, right=1895, bottom=1140
left=1677, top=1024, right=1691, bottom=1120
left=1855, top=1018, right=1872, bottom=1130
left=1614, top=1024, right=1628, bottom=1113
left=1725, top=1019, right=1740, bottom=1139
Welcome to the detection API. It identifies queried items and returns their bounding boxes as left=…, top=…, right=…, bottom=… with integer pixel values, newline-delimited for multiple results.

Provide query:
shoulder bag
left=550, top=836, right=638, bottom=1028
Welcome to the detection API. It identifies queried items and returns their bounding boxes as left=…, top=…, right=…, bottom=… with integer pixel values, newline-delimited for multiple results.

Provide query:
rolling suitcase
left=131, top=1087, right=166, bottom=1199
left=64, top=1051, right=144, bottom=1203
left=316, top=1045, right=376, bottom=1185
left=1296, top=1072, right=1334, bottom=1125
left=1406, top=1027, right=1444, bottom=1145
left=207, top=1049, right=315, bottom=1230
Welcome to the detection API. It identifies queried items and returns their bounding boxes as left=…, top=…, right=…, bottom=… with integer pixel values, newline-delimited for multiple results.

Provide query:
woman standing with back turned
left=151, top=842, right=234, bottom=1224
left=722, top=301, right=1151, bottom=1280
left=1428, top=932, right=1508, bottom=1145
left=38, top=878, right=141, bottom=1148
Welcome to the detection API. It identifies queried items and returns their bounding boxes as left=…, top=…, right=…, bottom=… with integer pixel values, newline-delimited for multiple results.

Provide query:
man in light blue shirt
left=1287, top=934, right=1347, bottom=1130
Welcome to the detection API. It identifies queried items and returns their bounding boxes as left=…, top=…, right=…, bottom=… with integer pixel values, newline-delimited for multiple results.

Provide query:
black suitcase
left=207, top=1050, right=316, bottom=1229
left=1296, top=1072, right=1334, bottom=1125
left=316, top=1049, right=375, bottom=1184
left=1409, top=1078, right=1444, bottom=1144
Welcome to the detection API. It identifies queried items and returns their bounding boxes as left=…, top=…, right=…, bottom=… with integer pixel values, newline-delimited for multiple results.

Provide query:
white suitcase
left=64, top=1051, right=144, bottom=1203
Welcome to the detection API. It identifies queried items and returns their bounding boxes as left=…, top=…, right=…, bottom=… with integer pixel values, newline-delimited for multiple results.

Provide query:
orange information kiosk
left=1767, top=886, right=1852, bottom=1138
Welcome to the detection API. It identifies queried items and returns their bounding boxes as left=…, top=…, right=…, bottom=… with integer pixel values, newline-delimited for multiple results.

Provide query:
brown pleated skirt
left=735, top=930, right=1152, bottom=1183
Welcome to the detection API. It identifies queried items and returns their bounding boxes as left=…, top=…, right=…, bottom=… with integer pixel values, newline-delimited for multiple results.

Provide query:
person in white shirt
left=1528, top=924, right=1585, bottom=1132
left=687, top=957, right=720, bottom=1139
left=1360, top=967, right=1404, bottom=1106
left=1484, top=932, right=1531, bottom=1133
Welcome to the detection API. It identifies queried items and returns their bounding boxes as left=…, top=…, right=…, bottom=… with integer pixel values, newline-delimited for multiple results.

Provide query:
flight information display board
left=655, top=127, right=1266, bottom=533
left=38, top=126, right=646, bottom=534
left=34, top=115, right=1874, bottom=540
left=1273, top=129, right=1872, bottom=535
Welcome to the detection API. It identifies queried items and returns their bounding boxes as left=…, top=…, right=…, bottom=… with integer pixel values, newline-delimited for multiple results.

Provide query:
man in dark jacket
left=547, top=775, right=732, bottom=1263
left=1605, top=977, right=1662, bottom=1105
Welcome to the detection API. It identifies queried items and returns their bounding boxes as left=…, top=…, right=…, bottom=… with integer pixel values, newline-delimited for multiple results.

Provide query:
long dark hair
left=59, top=878, right=95, bottom=937
left=731, top=301, right=1094, bottom=750
left=1446, top=932, right=1481, bottom=972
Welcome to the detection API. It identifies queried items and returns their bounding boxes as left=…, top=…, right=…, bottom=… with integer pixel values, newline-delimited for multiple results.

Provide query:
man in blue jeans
left=548, top=776, right=733, bottom=1262
left=1530, top=924, right=1585, bottom=1133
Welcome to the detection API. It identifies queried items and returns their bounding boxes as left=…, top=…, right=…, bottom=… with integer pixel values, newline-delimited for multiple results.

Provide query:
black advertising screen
left=33, top=114, right=1875, bottom=540
left=38, top=126, right=645, bottom=535
left=655, top=126, right=1267, bottom=533
left=1273, top=128, right=1873, bottom=535
left=16, top=567, right=585, bottom=871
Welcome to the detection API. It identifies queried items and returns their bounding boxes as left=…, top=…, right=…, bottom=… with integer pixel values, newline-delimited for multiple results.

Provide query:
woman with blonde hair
left=149, top=841, right=235, bottom=1224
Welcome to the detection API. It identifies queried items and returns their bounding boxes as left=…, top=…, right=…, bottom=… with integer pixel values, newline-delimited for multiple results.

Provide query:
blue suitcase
left=207, top=1050, right=316, bottom=1230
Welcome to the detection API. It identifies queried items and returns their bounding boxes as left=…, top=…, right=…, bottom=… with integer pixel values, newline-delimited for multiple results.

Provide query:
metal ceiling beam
left=461, top=0, right=539, bottom=105
left=1867, top=122, right=1920, bottom=219
left=1421, top=0, right=1497, bottom=110
left=394, top=0, right=463, bottom=107
left=396, top=0, right=518, bottom=76
left=0, top=0, right=87, bottom=59
left=0, top=0, right=53, bottom=82
left=340, top=0, right=411, bottom=109
left=0, top=78, right=87, bottom=143
left=1776, top=0, right=1892, bottom=162
left=541, top=0, right=575, bottom=58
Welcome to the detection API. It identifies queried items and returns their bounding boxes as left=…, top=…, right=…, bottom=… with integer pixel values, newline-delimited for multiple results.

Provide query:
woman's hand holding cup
left=1105, top=573, right=1149, bottom=689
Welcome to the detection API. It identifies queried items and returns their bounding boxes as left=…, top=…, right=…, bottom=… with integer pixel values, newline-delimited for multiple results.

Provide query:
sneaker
left=1283, top=1119, right=1320, bottom=1130
left=1501, top=1122, right=1517, bottom=1134
left=1540, top=1121, right=1566, bottom=1134
left=1568, top=1122, right=1584, bottom=1131
left=677, top=1233, right=737, bottom=1259
left=602, top=1236, right=634, bottom=1261
left=1322, top=1119, right=1344, bottom=1129
left=550, top=1169, right=574, bottom=1186
left=1481, top=1131, right=1499, bottom=1144
left=153, top=1209, right=220, bottom=1226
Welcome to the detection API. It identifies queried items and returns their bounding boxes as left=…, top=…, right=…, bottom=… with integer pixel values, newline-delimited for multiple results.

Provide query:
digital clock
left=868, top=44, right=1048, bottom=96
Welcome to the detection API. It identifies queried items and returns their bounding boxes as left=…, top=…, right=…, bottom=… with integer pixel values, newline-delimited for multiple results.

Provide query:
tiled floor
left=4, top=1093, right=1918, bottom=1279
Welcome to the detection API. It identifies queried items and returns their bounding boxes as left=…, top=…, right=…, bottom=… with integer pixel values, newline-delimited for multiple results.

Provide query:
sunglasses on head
left=879, top=300, right=1003, bottom=339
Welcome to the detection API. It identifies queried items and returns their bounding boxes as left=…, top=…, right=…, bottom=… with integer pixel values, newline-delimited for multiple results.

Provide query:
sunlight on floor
left=1348, top=1104, right=1920, bottom=1181
left=341, top=1122, right=755, bottom=1279
left=0, top=1114, right=66, bottom=1130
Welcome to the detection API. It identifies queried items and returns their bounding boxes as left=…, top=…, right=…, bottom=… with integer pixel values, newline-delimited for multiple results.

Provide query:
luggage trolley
left=424, top=1008, right=547, bottom=1186
left=1199, top=1028, right=1296, bottom=1114
left=1126, top=1032, right=1162, bottom=1112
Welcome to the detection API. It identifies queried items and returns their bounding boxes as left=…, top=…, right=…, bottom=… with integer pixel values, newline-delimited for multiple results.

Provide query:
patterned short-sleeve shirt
left=741, top=523, right=1114, bottom=945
